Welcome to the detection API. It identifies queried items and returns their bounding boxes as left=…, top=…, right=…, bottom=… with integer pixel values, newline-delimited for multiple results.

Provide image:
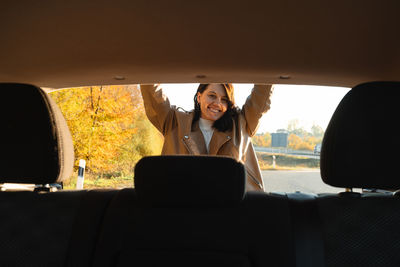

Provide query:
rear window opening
left=49, top=83, right=350, bottom=193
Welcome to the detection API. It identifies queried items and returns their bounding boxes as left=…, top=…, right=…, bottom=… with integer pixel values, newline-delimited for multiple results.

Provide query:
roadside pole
left=272, top=155, right=276, bottom=169
left=76, top=159, right=86, bottom=189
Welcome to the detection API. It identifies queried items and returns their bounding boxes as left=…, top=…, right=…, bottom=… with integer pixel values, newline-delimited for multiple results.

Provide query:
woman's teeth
left=209, top=107, right=220, bottom=113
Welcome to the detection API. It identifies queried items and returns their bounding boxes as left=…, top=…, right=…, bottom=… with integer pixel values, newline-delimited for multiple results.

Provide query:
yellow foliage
left=288, top=133, right=320, bottom=151
left=50, top=85, right=163, bottom=175
left=252, top=133, right=271, bottom=147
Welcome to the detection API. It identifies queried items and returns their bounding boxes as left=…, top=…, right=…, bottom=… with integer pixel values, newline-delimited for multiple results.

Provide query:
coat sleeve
left=140, top=84, right=176, bottom=135
left=242, top=84, right=273, bottom=136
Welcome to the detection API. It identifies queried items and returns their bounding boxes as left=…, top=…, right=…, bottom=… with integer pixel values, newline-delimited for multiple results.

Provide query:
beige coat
left=141, top=84, right=273, bottom=191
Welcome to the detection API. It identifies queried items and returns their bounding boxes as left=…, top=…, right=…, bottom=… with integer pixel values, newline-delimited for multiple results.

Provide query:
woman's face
left=197, top=84, right=228, bottom=121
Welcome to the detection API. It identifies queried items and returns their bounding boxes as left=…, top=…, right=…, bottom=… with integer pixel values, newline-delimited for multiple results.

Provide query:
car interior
left=1, top=1, right=399, bottom=266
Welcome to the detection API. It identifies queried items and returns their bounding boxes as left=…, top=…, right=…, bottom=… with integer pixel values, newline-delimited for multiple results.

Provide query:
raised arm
left=242, top=84, right=274, bottom=136
left=140, top=84, right=175, bottom=135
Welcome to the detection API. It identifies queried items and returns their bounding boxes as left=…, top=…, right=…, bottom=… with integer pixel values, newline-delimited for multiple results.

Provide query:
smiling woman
left=194, top=84, right=240, bottom=135
left=140, top=83, right=273, bottom=192
left=195, top=84, right=229, bottom=121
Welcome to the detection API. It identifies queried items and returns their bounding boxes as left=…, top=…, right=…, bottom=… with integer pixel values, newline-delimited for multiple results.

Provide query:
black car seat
left=318, top=81, right=400, bottom=267
left=93, top=155, right=294, bottom=267
left=0, top=83, right=116, bottom=266
left=0, top=83, right=74, bottom=188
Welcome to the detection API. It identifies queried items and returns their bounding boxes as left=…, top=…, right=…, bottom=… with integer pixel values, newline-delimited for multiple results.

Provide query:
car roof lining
left=1, top=0, right=399, bottom=89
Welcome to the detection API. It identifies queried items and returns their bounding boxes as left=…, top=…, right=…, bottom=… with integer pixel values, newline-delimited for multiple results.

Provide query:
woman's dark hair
left=192, top=83, right=240, bottom=132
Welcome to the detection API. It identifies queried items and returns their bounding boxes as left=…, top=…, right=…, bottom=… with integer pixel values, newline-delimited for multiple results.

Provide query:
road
left=261, top=170, right=342, bottom=194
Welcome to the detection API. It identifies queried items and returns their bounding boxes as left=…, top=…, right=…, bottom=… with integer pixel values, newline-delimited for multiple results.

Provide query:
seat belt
left=287, top=193, right=325, bottom=267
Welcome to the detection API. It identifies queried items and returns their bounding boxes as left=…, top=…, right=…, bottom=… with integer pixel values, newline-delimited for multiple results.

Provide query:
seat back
left=317, top=81, right=400, bottom=267
left=321, top=81, right=400, bottom=190
left=93, top=155, right=294, bottom=267
left=0, top=83, right=117, bottom=266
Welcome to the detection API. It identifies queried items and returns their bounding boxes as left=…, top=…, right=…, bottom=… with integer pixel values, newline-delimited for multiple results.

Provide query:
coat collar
left=183, top=119, right=207, bottom=155
left=208, top=130, right=231, bottom=155
left=181, top=113, right=206, bottom=155
left=181, top=113, right=233, bottom=155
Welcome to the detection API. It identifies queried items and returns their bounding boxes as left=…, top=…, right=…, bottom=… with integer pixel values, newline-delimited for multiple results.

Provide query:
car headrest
left=0, top=83, right=74, bottom=184
left=320, top=81, right=400, bottom=190
left=134, top=155, right=246, bottom=207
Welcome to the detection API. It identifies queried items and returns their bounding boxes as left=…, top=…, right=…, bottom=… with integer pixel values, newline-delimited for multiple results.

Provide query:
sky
left=161, top=83, right=350, bottom=134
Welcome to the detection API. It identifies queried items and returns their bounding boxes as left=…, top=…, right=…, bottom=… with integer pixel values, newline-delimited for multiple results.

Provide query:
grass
left=256, top=152, right=320, bottom=171
left=63, top=172, right=133, bottom=190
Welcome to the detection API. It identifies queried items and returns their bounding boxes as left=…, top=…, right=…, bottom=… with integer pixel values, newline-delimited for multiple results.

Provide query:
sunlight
left=161, top=83, right=350, bottom=133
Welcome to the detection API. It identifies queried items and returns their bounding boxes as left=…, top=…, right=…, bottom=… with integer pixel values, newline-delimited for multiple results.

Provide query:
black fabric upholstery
left=287, top=193, right=325, bottom=267
left=0, top=190, right=85, bottom=266
left=0, top=189, right=118, bottom=267
left=93, top=189, right=294, bottom=267
left=318, top=194, right=400, bottom=267
left=244, top=192, right=294, bottom=267
left=321, top=81, right=400, bottom=189
left=65, top=189, right=118, bottom=267
left=0, top=83, right=74, bottom=184
left=134, top=155, right=246, bottom=207
left=93, top=189, right=136, bottom=267
left=316, top=81, right=400, bottom=266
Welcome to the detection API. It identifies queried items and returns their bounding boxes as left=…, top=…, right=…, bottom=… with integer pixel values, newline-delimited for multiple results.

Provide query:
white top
left=199, top=118, right=214, bottom=153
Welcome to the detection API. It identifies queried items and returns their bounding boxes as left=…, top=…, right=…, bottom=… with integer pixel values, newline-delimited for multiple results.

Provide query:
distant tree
left=115, top=112, right=163, bottom=176
left=311, top=124, right=324, bottom=138
left=288, top=133, right=302, bottom=150
left=286, top=120, right=324, bottom=151
left=252, top=132, right=271, bottom=147
left=287, top=119, right=300, bottom=133
left=287, top=119, right=309, bottom=137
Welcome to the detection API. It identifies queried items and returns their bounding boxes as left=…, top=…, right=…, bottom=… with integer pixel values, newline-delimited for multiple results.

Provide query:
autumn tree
left=286, top=120, right=324, bottom=151
left=311, top=124, right=324, bottom=138
left=288, top=134, right=319, bottom=150
left=252, top=132, right=271, bottom=147
left=50, top=85, right=162, bottom=176
left=287, top=119, right=309, bottom=137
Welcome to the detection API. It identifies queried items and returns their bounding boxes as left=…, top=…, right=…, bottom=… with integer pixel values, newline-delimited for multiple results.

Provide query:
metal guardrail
left=254, top=146, right=320, bottom=158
